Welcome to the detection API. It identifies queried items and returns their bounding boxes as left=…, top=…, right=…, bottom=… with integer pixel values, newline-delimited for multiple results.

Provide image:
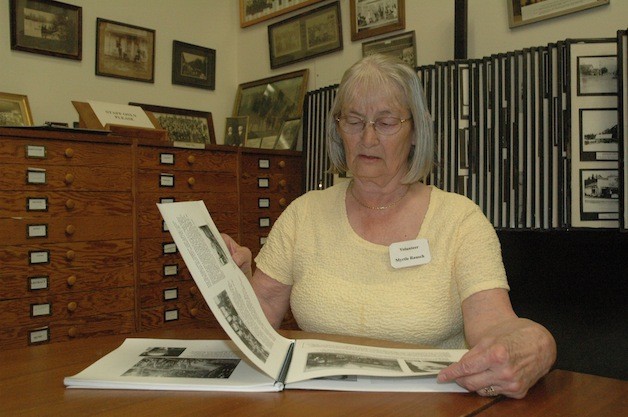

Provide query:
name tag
left=389, top=239, right=431, bottom=269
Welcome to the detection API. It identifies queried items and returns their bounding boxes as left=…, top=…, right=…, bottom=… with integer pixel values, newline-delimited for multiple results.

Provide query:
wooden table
left=1, top=326, right=625, bottom=416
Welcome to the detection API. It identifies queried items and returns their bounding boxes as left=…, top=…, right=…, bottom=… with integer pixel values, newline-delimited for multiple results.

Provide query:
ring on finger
left=482, top=385, right=498, bottom=396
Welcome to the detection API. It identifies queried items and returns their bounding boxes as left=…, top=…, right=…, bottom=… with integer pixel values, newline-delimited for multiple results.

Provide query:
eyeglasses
left=336, top=115, right=412, bottom=135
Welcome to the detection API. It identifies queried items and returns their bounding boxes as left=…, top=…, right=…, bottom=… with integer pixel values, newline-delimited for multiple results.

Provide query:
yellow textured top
left=255, top=182, right=509, bottom=348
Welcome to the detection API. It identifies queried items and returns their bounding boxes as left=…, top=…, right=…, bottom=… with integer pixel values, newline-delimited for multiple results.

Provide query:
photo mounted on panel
left=172, top=41, right=215, bottom=90
left=0, top=92, right=33, bottom=126
left=275, top=117, right=302, bottom=150
left=10, top=0, right=82, bottom=60
left=96, top=18, right=155, bottom=83
left=268, top=1, right=342, bottom=69
left=129, top=102, right=216, bottom=145
left=577, top=55, right=618, bottom=96
left=224, top=116, right=248, bottom=146
left=579, top=108, right=618, bottom=161
left=239, top=0, right=325, bottom=28
left=233, top=69, right=309, bottom=141
left=362, top=30, right=416, bottom=68
left=350, top=0, right=405, bottom=41
left=508, top=0, right=609, bottom=28
left=579, top=168, right=619, bottom=221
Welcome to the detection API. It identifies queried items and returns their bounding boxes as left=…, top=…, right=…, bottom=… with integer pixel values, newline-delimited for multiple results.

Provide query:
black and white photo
left=577, top=55, right=618, bottom=95
left=579, top=108, right=618, bottom=160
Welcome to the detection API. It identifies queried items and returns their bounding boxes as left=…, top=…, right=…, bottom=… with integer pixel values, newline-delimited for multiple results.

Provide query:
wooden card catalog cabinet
left=0, top=128, right=135, bottom=349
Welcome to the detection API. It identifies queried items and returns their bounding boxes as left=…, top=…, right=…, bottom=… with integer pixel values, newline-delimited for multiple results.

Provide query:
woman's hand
left=437, top=289, right=556, bottom=399
left=221, top=233, right=253, bottom=279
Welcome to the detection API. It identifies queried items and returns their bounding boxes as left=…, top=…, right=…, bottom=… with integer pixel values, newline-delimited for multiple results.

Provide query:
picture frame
left=9, top=0, right=82, bottom=60
left=579, top=108, right=618, bottom=161
left=260, top=136, right=278, bottom=149
left=362, top=30, right=416, bottom=68
left=268, top=2, right=342, bottom=69
left=172, top=41, right=215, bottom=90
left=233, top=69, right=309, bottom=143
left=275, top=117, right=302, bottom=150
left=224, top=116, right=248, bottom=146
left=129, top=102, right=216, bottom=145
left=0, top=92, right=33, bottom=127
left=579, top=168, right=619, bottom=221
left=239, top=0, right=325, bottom=28
left=350, top=0, right=405, bottom=41
left=507, top=0, right=609, bottom=28
left=96, top=18, right=155, bottom=83
left=577, top=55, right=618, bottom=96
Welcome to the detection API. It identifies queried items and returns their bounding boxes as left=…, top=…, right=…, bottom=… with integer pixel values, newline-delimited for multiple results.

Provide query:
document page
left=157, top=201, right=293, bottom=381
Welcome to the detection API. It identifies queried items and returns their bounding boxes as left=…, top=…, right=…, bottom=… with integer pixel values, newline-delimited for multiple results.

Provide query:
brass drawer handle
left=66, top=250, right=75, bottom=261
left=188, top=177, right=196, bottom=186
left=64, top=148, right=74, bottom=158
left=67, top=275, right=77, bottom=287
left=187, top=155, right=196, bottom=164
left=64, top=173, right=74, bottom=185
left=65, top=199, right=75, bottom=210
left=190, top=307, right=199, bottom=317
left=67, top=301, right=78, bottom=312
left=279, top=197, right=287, bottom=207
left=190, top=286, right=199, bottom=296
left=65, top=225, right=75, bottom=236
left=68, top=327, right=78, bottom=338
left=278, top=160, right=286, bottom=168
left=279, top=179, right=287, bottom=188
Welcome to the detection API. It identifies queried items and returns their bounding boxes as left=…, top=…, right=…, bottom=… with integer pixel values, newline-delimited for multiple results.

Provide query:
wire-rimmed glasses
left=336, top=115, right=412, bottom=135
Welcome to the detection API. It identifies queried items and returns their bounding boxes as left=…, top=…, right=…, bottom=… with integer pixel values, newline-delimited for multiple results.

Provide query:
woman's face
left=340, top=84, right=414, bottom=185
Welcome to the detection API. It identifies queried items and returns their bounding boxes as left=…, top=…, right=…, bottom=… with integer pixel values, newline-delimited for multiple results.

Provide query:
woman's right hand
left=221, top=233, right=253, bottom=279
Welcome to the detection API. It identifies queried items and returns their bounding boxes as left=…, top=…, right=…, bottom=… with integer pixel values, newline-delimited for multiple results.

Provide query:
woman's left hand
left=437, top=317, right=556, bottom=399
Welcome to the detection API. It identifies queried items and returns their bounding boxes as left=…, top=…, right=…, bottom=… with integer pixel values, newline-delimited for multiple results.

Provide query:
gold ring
left=483, top=385, right=497, bottom=396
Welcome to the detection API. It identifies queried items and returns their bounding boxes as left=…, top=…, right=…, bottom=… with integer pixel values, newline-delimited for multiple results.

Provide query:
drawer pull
left=65, top=199, right=75, bottom=210
left=190, top=307, right=199, bottom=317
left=67, top=275, right=77, bottom=287
left=68, top=327, right=78, bottom=338
left=65, top=250, right=75, bottom=261
left=187, top=177, right=196, bottom=186
left=64, top=173, right=74, bottom=185
left=279, top=197, right=287, bottom=207
left=190, top=286, right=199, bottom=296
left=67, top=301, right=78, bottom=312
left=278, top=160, right=286, bottom=168
left=64, top=148, right=74, bottom=158
left=187, top=155, right=196, bottom=164
left=279, top=179, right=287, bottom=188
left=65, top=225, right=75, bottom=235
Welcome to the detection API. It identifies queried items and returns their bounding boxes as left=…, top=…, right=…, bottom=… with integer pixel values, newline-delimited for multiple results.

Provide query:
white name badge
left=389, top=239, right=431, bottom=269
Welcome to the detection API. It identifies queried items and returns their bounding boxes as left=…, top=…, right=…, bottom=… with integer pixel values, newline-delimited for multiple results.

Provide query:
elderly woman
left=224, top=54, right=556, bottom=399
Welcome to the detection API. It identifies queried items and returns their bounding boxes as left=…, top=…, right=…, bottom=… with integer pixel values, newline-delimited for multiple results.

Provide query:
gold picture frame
left=0, top=92, right=33, bottom=126
left=507, top=0, right=609, bottom=28
left=239, top=0, right=324, bottom=28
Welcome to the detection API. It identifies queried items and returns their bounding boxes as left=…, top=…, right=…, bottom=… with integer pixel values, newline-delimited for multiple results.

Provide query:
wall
left=2, top=1, right=628, bottom=143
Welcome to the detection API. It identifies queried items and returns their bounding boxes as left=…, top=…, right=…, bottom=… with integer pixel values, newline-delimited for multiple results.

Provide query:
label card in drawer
left=163, top=264, right=179, bottom=276
left=29, top=276, right=49, bottom=291
left=160, top=173, right=175, bottom=187
left=160, top=153, right=175, bottom=165
left=29, top=327, right=50, bottom=344
left=31, top=302, right=52, bottom=317
left=26, top=145, right=47, bottom=159
left=26, top=168, right=46, bottom=184
left=162, top=242, right=177, bottom=254
left=258, top=198, right=270, bottom=208
left=164, top=308, right=179, bottom=322
left=27, top=197, right=48, bottom=211
left=27, top=224, right=48, bottom=238
left=259, top=217, right=271, bottom=228
left=29, top=250, right=50, bottom=265
left=258, top=159, right=270, bottom=169
left=163, top=288, right=178, bottom=301
left=258, top=178, right=270, bottom=188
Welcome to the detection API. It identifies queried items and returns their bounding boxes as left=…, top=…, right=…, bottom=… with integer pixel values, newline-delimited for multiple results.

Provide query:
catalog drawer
left=139, top=280, right=202, bottom=308
left=0, top=164, right=132, bottom=191
left=136, top=169, right=237, bottom=193
left=136, top=146, right=237, bottom=172
left=139, top=300, right=218, bottom=330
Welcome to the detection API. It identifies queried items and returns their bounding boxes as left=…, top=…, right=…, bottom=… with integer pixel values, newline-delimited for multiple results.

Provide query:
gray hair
left=326, top=54, right=434, bottom=184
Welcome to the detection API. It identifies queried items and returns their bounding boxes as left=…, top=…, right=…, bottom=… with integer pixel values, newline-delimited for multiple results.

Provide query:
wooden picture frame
left=350, top=0, right=405, bottom=41
left=0, top=92, right=33, bottom=126
left=507, top=0, right=609, bottom=28
left=172, top=40, right=215, bottom=90
left=224, top=116, right=248, bottom=147
left=239, top=0, right=324, bottom=28
left=10, top=0, right=82, bottom=60
left=362, top=30, right=416, bottom=68
left=233, top=69, right=309, bottom=143
left=275, top=117, right=302, bottom=150
left=129, top=102, right=216, bottom=145
left=96, top=18, right=155, bottom=83
left=268, top=1, right=342, bottom=69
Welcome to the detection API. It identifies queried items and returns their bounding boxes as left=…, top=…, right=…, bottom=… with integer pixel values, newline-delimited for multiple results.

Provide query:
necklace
left=349, top=180, right=409, bottom=210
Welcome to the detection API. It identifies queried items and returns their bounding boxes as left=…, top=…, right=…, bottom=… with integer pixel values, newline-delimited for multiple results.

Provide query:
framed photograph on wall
left=129, top=102, right=216, bottom=145
left=268, top=1, right=342, bottom=69
left=362, top=30, right=416, bottom=68
left=239, top=0, right=324, bottom=28
left=577, top=55, right=618, bottom=96
left=224, top=116, right=248, bottom=146
left=507, top=0, right=609, bottom=28
left=233, top=69, right=309, bottom=143
left=172, top=41, right=215, bottom=90
left=350, top=0, right=405, bottom=41
left=275, top=117, right=302, bottom=150
left=579, top=108, right=618, bottom=161
left=96, top=18, right=155, bottom=83
left=10, top=0, right=82, bottom=60
left=579, top=168, right=619, bottom=221
left=0, top=92, right=33, bottom=126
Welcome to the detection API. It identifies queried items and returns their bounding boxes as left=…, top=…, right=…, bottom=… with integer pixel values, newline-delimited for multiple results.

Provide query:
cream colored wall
left=2, top=0, right=627, bottom=143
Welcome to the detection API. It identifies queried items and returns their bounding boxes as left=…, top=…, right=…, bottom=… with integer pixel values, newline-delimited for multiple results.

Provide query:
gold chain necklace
left=349, top=180, right=409, bottom=210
